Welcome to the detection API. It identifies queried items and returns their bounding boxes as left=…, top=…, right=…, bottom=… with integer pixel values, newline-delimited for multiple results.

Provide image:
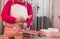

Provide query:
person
left=1, top=0, right=33, bottom=39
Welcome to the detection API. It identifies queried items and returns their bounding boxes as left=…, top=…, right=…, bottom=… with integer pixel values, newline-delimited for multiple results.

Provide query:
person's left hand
left=28, top=15, right=32, bottom=19
left=18, top=23, right=26, bottom=29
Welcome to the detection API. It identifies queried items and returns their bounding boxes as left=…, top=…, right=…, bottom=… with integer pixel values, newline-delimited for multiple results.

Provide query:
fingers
left=19, top=17, right=25, bottom=23
left=16, top=16, right=25, bottom=23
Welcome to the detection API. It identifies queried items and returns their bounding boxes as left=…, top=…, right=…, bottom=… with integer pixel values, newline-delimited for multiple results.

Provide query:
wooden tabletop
left=0, top=35, right=60, bottom=39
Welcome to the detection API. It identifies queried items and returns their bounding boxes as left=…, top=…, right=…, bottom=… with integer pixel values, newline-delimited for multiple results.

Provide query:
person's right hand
left=16, top=16, right=25, bottom=23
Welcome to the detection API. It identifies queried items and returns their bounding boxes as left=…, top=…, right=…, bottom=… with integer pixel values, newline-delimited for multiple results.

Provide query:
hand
left=16, top=16, right=25, bottom=23
left=28, top=15, right=32, bottom=19
left=18, top=24, right=27, bottom=29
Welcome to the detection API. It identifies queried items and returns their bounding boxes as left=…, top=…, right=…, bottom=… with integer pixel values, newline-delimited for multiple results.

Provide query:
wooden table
left=0, top=35, right=60, bottom=39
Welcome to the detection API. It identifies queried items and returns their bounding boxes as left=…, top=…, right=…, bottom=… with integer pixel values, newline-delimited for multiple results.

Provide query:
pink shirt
left=1, top=0, right=33, bottom=27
